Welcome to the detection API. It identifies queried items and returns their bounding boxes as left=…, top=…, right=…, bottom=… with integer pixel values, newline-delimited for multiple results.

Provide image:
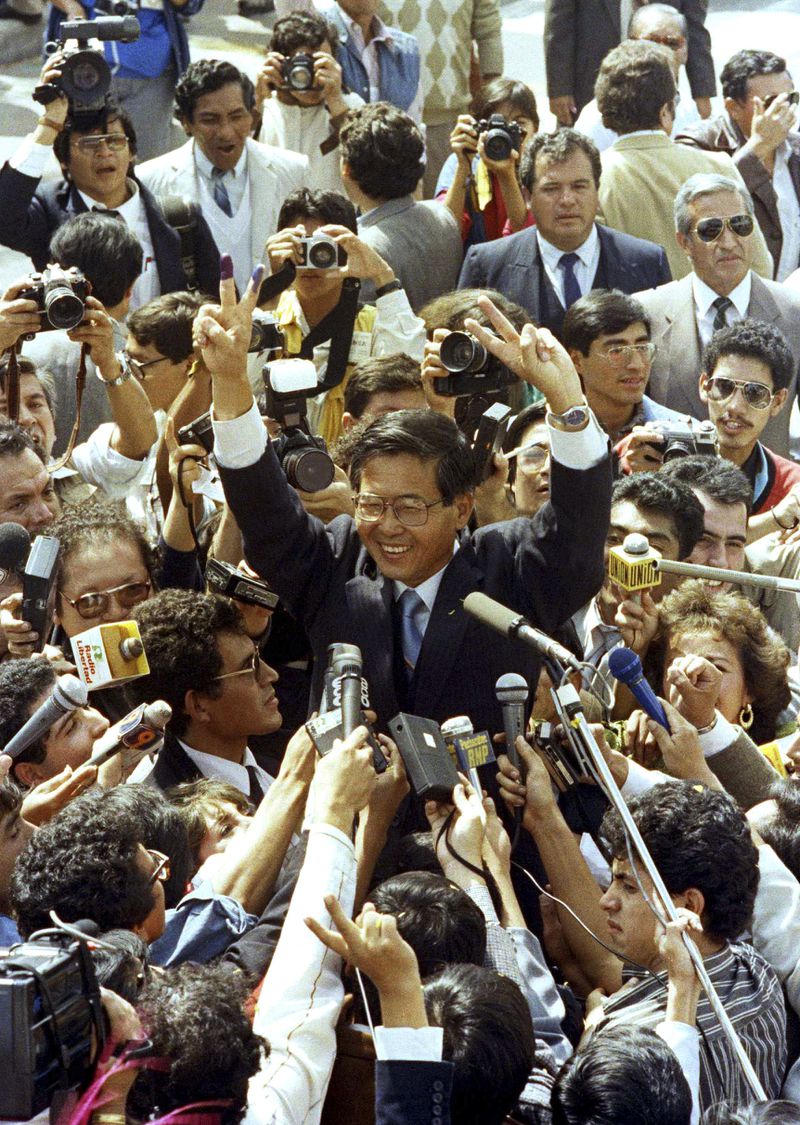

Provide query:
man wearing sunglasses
left=635, top=173, right=800, bottom=459
left=677, top=50, right=800, bottom=281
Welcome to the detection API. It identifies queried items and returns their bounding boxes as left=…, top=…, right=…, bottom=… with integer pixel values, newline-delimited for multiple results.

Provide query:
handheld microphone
left=4, top=674, right=88, bottom=759
left=607, top=647, right=669, bottom=729
left=71, top=621, right=150, bottom=690
left=495, top=673, right=528, bottom=775
left=440, top=716, right=495, bottom=795
left=89, top=701, right=172, bottom=767
left=331, top=644, right=363, bottom=737
left=0, top=522, right=31, bottom=584
left=22, top=535, right=60, bottom=653
left=463, top=592, right=582, bottom=673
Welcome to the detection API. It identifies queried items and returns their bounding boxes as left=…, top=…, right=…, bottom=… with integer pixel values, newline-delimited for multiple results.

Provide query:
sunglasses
left=60, top=579, right=152, bottom=620
left=72, top=133, right=130, bottom=152
left=692, top=214, right=754, bottom=242
left=211, top=648, right=262, bottom=683
left=763, top=90, right=799, bottom=109
left=146, top=848, right=171, bottom=886
left=705, top=375, right=776, bottom=410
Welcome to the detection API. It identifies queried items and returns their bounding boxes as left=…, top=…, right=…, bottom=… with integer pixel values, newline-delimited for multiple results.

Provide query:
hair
left=757, top=781, right=800, bottom=883
left=269, top=10, right=335, bottom=55
left=0, top=777, right=23, bottom=822
left=702, top=318, right=795, bottom=393
left=393, top=830, right=441, bottom=875
left=166, top=778, right=252, bottom=870
left=91, top=928, right=151, bottom=1004
left=661, top=454, right=752, bottom=509
left=472, top=77, right=539, bottom=130
left=339, top=102, right=425, bottom=199
left=49, top=212, right=143, bottom=309
left=721, top=50, right=788, bottom=103
left=562, top=289, right=651, bottom=355
left=370, top=871, right=487, bottom=976
left=129, top=962, right=265, bottom=1125
left=601, top=780, right=759, bottom=942
left=503, top=400, right=548, bottom=485
left=628, top=3, right=688, bottom=38
left=277, top=186, right=358, bottom=234
left=0, top=659, right=57, bottom=771
left=130, top=590, right=247, bottom=738
left=349, top=409, right=477, bottom=502
left=51, top=498, right=156, bottom=596
left=0, top=355, right=57, bottom=420
left=674, top=173, right=754, bottom=237
left=520, top=128, right=602, bottom=193
left=10, top=789, right=157, bottom=937
left=127, top=291, right=205, bottom=364
left=343, top=354, right=423, bottom=419
left=424, top=963, right=537, bottom=1125
left=595, top=40, right=677, bottom=134
left=648, top=580, right=791, bottom=745
left=53, top=102, right=137, bottom=169
left=611, top=473, right=706, bottom=559
left=0, top=418, right=47, bottom=466
left=419, top=286, right=529, bottom=336
left=99, top=786, right=194, bottom=909
left=552, top=1024, right=692, bottom=1124
left=703, top=1103, right=800, bottom=1124
left=174, top=59, right=255, bottom=122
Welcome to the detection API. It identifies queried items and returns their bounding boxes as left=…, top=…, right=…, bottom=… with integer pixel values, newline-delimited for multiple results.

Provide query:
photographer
left=257, top=12, right=364, bottom=194
left=0, top=67, right=220, bottom=305
left=436, top=78, right=538, bottom=248
left=265, top=187, right=425, bottom=444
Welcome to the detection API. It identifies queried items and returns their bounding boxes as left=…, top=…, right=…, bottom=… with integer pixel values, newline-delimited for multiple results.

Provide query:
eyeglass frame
left=211, top=647, right=262, bottom=683
left=690, top=214, right=754, bottom=243
left=121, top=349, right=168, bottom=381
left=59, top=579, right=152, bottom=620
left=146, top=848, right=171, bottom=886
left=70, top=133, right=131, bottom=152
left=704, top=375, right=777, bottom=411
left=597, top=342, right=658, bottom=367
left=352, top=493, right=448, bottom=527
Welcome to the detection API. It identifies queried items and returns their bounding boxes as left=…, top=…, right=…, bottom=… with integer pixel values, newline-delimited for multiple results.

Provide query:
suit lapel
left=244, top=141, right=279, bottom=264
left=603, top=0, right=621, bottom=37
left=748, top=275, right=781, bottom=324
left=343, top=568, right=399, bottom=718
left=665, top=279, right=703, bottom=414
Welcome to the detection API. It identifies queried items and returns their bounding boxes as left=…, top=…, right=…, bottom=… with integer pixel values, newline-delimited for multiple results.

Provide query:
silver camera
left=296, top=234, right=347, bottom=272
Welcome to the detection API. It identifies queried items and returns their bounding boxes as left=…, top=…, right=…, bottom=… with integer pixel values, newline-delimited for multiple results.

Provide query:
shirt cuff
left=621, top=759, right=671, bottom=797
left=373, top=1026, right=444, bottom=1061
left=547, top=412, right=608, bottom=470
left=698, top=712, right=738, bottom=758
left=10, top=136, right=52, bottom=176
left=211, top=399, right=266, bottom=469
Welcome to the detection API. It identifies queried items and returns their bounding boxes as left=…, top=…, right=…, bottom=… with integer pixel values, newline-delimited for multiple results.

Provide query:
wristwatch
left=547, top=401, right=591, bottom=432
left=374, top=278, right=403, bottom=299
left=97, top=351, right=134, bottom=387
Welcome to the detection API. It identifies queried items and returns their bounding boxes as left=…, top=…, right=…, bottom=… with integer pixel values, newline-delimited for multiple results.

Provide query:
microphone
left=4, top=674, right=88, bottom=759
left=71, top=620, right=150, bottom=690
left=607, top=647, right=669, bottom=729
left=463, top=592, right=582, bottom=673
left=22, top=535, right=60, bottom=653
left=440, top=715, right=494, bottom=794
left=608, top=533, right=661, bottom=593
left=495, top=673, right=528, bottom=775
left=331, top=644, right=363, bottom=737
left=0, top=522, right=31, bottom=584
left=89, top=701, right=172, bottom=766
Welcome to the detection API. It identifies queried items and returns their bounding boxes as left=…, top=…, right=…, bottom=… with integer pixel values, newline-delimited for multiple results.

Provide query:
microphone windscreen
left=53, top=674, right=89, bottom=710
left=0, top=522, right=31, bottom=571
left=463, top=592, right=518, bottom=637
left=607, top=647, right=643, bottom=686
left=495, top=672, right=529, bottom=703
left=144, top=701, right=172, bottom=729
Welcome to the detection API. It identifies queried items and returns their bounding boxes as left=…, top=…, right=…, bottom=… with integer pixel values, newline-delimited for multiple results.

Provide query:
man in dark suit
left=204, top=273, right=612, bottom=739
left=457, top=130, right=671, bottom=340
left=676, top=49, right=800, bottom=280
left=544, top=0, right=716, bottom=125
left=0, top=62, right=220, bottom=309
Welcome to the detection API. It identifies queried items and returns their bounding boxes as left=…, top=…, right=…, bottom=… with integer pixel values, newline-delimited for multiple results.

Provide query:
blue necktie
left=559, top=251, right=582, bottom=308
left=399, top=588, right=425, bottom=675
left=211, top=167, right=233, bottom=217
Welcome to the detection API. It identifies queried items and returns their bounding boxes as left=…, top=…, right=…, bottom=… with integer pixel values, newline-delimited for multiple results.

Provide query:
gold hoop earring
left=739, top=703, right=754, bottom=731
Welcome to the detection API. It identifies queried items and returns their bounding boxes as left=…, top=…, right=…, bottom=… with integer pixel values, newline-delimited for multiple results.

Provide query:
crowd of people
left=3, top=0, right=800, bottom=1122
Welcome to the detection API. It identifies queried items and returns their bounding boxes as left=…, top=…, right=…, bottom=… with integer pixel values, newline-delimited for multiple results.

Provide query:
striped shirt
left=596, top=941, right=786, bottom=1111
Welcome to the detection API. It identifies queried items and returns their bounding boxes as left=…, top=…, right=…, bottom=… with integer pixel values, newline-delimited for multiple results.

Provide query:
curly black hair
left=10, top=790, right=156, bottom=938
left=130, top=590, right=247, bottom=738
left=611, top=473, right=706, bottom=560
left=50, top=498, right=157, bottom=599
left=721, top=50, right=788, bottom=103
left=702, top=318, right=795, bottom=394
left=269, top=10, right=336, bottom=56
left=174, top=59, right=255, bottom=122
left=277, top=186, right=358, bottom=234
left=129, top=962, right=266, bottom=1125
left=520, top=128, right=602, bottom=194
left=339, top=102, right=425, bottom=200
left=600, top=781, right=759, bottom=942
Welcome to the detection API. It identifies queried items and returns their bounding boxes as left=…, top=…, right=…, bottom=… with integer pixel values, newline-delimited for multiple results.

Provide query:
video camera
left=434, top=329, right=518, bottom=398
left=643, top=418, right=719, bottom=462
left=18, top=265, right=89, bottom=335
left=205, top=558, right=280, bottom=610
left=34, top=14, right=140, bottom=121
left=475, top=113, right=523, bottom=162
left=264, top=359, right=335, bottom=492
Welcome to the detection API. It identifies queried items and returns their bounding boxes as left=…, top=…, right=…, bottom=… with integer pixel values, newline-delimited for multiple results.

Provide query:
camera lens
left=63, top=56, right=103, bottom=94
left=661, top=440, right=694, bottom=463
left=284, top=446, right=335, bottom=492
left=288, top=60, right=314, bottom=90
left=44, top=287, right=85, bottom=330
left=439, top=331, right=487, bottom=374
left=484, top=129, right=512, bottom=162
left=308, top=241, right=337, bottom=270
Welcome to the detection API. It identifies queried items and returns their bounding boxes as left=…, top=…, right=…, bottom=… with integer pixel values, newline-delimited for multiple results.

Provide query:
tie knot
left=212, top=166, right=228, bottom=179
left=399, top=588, right=424, bottom=616
left=712, top=296, right=733, bottom=312
left=559, top=252, right=580, bottom=270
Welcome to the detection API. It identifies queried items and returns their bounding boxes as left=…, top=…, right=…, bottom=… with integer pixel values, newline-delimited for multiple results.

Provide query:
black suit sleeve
left=375, top=1060, right=453, bottom=1125
left=0, top=164, right=54, bottom=268
left=681, top=0, right=716, bottom=99
left=194, top=209, right=222, bottom=296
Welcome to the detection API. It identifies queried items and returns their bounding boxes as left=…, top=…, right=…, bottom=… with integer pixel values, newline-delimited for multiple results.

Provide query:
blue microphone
left=607, top=647, right=669, bottom=729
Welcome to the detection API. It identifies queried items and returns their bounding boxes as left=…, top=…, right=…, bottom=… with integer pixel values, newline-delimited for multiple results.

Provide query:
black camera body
left=18, top=265, right=89, bottom=334
left=264, top=360, right=335, bottom=493
left=646, top=418, right=719, bottom=462
left=471, top=401, right=513, bottom=482
left=434, top=330, right=518, bottom=398
left=296, top=234, right=347, bottom=272
left=35, top=15, right=141, bottom=119
left=250, top=309, right=284, bottom=355
left=177, top=410, right=214, bottom=455
left=476, top=114, right=523, bottom=161
left=283, top=52, right=316, bottom=91
left=0, top=931, right=106, bottom=1118
left=205, top=558, right=280, bottom=610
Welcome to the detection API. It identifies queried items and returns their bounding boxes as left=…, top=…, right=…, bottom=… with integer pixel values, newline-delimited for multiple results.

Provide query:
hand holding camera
left=32, top=52, right=69, bottom=133
left=66, top=294, right=118, bottom=376
left=449, top=113, right=480, bottom=166
left=0, top=280, right=43, bottom=352
left=314, top=224, right=392, bottom=284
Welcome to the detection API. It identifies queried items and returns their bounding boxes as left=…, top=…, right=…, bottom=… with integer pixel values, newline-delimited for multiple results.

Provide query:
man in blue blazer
left=458, top=129, right=671, bottom=339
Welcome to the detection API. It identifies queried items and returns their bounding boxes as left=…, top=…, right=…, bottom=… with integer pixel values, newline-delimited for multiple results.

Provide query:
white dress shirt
left=692, top=271, right=752, bottom=348
left=537, top=225, right=601, bottom=309
left=177, top=737, right=274, bottom=799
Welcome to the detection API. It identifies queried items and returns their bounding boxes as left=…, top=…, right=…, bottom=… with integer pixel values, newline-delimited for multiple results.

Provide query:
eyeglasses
left=60, top=579, right=152, bottom=620
left=211, top=648, right=261, bottom=683
left=122, top=350, right=167, bottom=380
left=599, top=342, right=657, bottom=367
left=705, top=375, right=776, bottom=410
left=353, top=493, right=446, bottom=527
left=146, top=848, right=171, bottom=886
left=763, top=90, right=799, bottom=109
left=691, top=214, right=754, bottom=242
left=72, top=133, right=130, bottom=152
left=516, top=444, right=550, bottom=472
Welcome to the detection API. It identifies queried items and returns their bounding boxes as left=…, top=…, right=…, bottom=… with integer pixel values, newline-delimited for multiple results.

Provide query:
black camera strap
left=299, top=277, right=361, bottom=393
left=2, top=344, right=20, bottom=423
left=257, top=258, right=296, bottom=305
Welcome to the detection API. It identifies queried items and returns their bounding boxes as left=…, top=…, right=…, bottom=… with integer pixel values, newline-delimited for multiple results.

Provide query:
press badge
left=348, top=331, right=372, bottom=364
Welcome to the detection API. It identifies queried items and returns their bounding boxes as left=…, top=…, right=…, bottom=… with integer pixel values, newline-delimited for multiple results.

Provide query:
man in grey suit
left=544, top=0, right=716, bottom=126
left=634, top=173, right=800, bottom=458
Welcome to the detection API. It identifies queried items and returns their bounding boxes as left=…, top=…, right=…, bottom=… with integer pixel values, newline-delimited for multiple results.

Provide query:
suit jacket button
left=433, top=1081, right=444, bottom=1092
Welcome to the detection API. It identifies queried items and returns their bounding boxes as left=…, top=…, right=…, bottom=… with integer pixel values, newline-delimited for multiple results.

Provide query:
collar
left=358, top=195, right=414, bottom=226
left=536, top=224, right=599, bottom=271
left=339, top=5, right=393, bottom=45
left=194, top=142, right=248, bottom=180
left=177, top=738, right=261, bottom=791
left=612, top=131, right=670, bottom=148
left=743, top=440, right=770, bottom=504
left=392, top=541, right=459, bottom=611
left=692, top=271, right=752, bottom=319
left=77, top=176, right=138, bottom=214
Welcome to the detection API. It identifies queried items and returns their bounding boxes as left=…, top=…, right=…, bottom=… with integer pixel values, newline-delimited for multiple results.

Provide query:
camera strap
left=50, top=344, right=88, bottom=472
left=299, top=277, right=361, bottom=393
left=257, top=258, right=296, bottom=305
left=2, top=344, right=20, bottom=423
